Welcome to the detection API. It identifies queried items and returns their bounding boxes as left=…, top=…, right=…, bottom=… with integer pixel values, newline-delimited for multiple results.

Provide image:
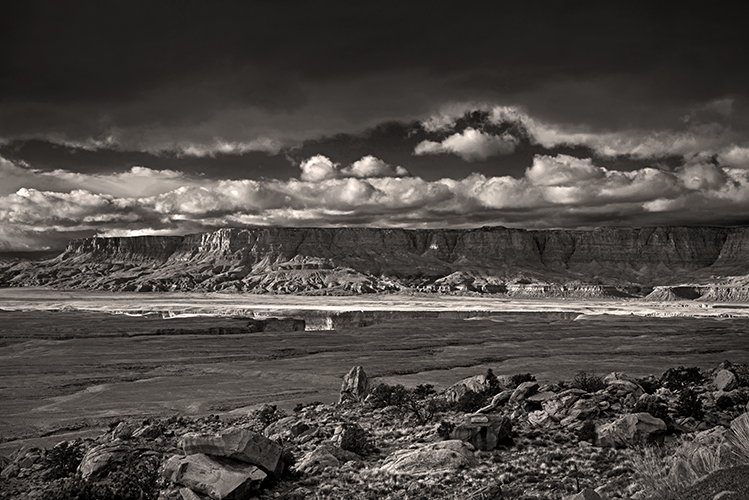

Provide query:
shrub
left=571, top=371, right=606, bottom=393
left=675, top=388, right=704, bottom=420
left=629, top=437, right=723, bottom=500
left=725, top=413, right=749, bottom=464
left=510, top=373, right=536, bottom=388
left=577, top=420, right=597, bottom=443
left=41, top=452, right=161, bottom=500
left=339, top=424, right=374, bottom=456
left=453, top=390, right=489, bottom=413
left=249, top=404, right=286, bottom=429
left=437, top=420, right=455, bottom=440
left=485, top=369, right=502, bottom=395
left=636, top=375, right=662, bottom=395
left=43, top=441, right=85, bottom=480
left=369, top=382, right=445, bottom=424
left=633, top=398, right=672, bottom=429
left=369, top=383, right=410, bottom=409
left=660, top=366, right=704, bottom=391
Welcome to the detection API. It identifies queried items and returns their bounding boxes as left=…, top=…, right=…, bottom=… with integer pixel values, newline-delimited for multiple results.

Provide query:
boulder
left=526, top=391, right=556, bottom=403
left=111, top=421, right=135, bottom=440
left=181, top=427, right=283, bottom=477
left=567, top=398, right=600, bottom=421
left=606, top=378, right=644, bottom=399
left=528, top=410, right=553, bottom=427
left=380, top=440, right=477, bottom=475
left=596, top=412, right=666, bottom=448
left=77, top=442, right=131, bottom=480
left=444, top=374, right=497, bottom=403
left=295, top=445, right=362, bottom=473
left=133, top=423, right=161, bottom=439
left=565, top=488, right=603, bottom=500
left=543, top=393, right=581, bottom=420
left=509, top=381, right=539, bottom=405
left=178, top=487, right=203, bottom=500
left=263, top=416, right=299, bottom=438
left=163, top=453, right=266, bottom=500
left=476, top=390, right=513, bottom=413
left=339, top=366, right=370, bottom=403
left=714, top=369, right=739, bottom=392
left=451, top=414, right=513, bottom=451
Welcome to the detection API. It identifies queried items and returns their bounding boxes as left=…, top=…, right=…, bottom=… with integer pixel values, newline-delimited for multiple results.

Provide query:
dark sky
left=2, top=1, right=749, bottom=251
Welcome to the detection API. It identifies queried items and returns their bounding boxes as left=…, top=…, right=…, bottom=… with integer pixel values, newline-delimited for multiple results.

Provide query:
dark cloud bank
left=2, top=2, right=749, bottom=251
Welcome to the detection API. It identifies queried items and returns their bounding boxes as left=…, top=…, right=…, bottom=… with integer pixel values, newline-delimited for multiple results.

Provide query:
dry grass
left=725, top=412, right=749, bottom=464
left=629, top=436, right=724, bottom=500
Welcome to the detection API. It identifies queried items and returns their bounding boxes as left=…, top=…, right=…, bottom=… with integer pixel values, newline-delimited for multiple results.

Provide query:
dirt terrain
left=1, top=289, right=747, bottom=457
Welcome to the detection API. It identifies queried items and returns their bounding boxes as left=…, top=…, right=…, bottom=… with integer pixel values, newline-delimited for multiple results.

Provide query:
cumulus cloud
left=8, top=151, right=749, bottom=251
left=299, top=154, right=409, bottom=181
left=299, top=155, right=339, bottom=182
left=525, top=155, right=605, bottom=186
left=414, top=128, right=519, bottom=161
left=340, top=155, right=409, bottom=178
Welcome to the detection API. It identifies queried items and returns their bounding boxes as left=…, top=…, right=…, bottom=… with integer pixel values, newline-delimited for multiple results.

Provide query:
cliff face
left=3, top=226, right=749, bottom=297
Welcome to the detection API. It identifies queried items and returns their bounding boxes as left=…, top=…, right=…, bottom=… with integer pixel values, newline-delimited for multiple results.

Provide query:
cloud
left=299, top=155, right=339, bottom=182
left=414, top=128, right=519, bottom=161
left=418, top=103, right=749, bottom=163
left=340, top=155, right=409, bottom=178
left=299, top=154, right=409, bottom=181
left=8, top=151, right=749, bottom=251
left=0, top=157, right=200, bottom=198
left=525, top=155, right=605, bottom=186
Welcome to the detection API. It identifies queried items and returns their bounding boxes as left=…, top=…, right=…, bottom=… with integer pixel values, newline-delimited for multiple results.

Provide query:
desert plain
left=1, top=287, right=747, bottom=457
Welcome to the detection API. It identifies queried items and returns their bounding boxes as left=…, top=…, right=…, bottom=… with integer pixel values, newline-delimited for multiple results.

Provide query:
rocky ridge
left=2, top=362, right=748, bottom=500
left=5, top=226, right=749, bottom=299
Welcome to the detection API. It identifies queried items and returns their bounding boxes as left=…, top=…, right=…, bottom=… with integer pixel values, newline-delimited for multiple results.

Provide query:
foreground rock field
left=2, top=361, right=749, bottom=500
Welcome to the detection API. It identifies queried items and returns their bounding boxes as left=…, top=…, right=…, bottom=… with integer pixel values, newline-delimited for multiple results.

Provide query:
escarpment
left=3, top=226, right=749, bottom=298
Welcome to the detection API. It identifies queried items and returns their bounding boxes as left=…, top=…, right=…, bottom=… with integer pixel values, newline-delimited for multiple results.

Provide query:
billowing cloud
left=525, top=155, right=605, bottom=187
left=340, top=155, right=409, bottom=178
left=299, top=154, right=409, bottom=181
left=7, top=151, right=749, bottom=251
left=300, top=155, right=339, bottom=182
left=414, top=128, right=519, bottom=161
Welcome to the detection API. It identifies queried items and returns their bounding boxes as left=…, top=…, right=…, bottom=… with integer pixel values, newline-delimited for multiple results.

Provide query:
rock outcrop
left=5, top=225, right=749, bottom=297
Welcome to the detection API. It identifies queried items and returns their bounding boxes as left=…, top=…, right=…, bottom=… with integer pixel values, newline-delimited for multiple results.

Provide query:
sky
left=2, top=1, right=749, bottom=252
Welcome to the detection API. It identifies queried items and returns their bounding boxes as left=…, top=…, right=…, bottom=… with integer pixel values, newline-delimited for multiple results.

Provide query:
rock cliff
left=3, top=226, right=749, bottom=298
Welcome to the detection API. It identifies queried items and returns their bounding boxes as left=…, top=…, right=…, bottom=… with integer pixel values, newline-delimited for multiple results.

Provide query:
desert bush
left=629, top=437, right=723, bottom=500
left=436, top=420, right=455, bottom=440
left=576, top=420, right=597, bottom=443
left=629, top=445, right=683, bottom=500
left=339, top=424, right=374, bottom=456
left=453, top=390, right=489, bottom=413
left=571, top=371, right=606, bottom=393
left=43, top=440, right=86, bottom=480
left=249, top=404, right=286, bottom=429
left=660, top=366, right=704, bottom=391
left=675, top=388, right=704, bottom=420
left=510, top=373, right=535, bottom=388
left=41, top=452, right=161, bottom=500
left=485, top=369, right=502, bottom=395
left=725, top=413, right=749, bottom=464
left=637, top=375, right=661, bottom=395
left=368, top=383, right=446, bottom=424
left=369, top=383, right=410, bottom=409
left=633, top=398, right=672, bottom=429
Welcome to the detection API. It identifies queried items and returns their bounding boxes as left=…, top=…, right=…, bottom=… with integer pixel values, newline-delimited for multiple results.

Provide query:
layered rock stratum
left=4, top=226, right=749, bottom=299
